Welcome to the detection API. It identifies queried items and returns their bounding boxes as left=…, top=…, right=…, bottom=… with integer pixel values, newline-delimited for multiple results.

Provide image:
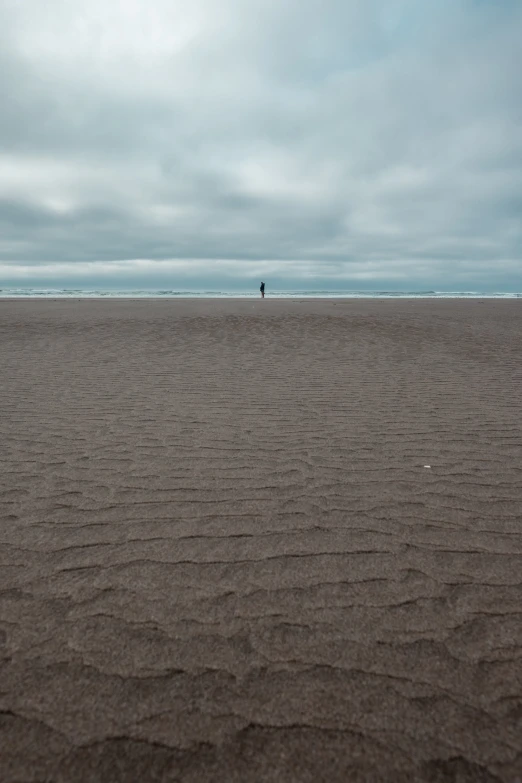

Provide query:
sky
left=1, top=0, right=521, bottom=291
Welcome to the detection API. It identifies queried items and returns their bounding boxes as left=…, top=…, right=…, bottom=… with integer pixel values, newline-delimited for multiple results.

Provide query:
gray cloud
left=0, top=0, right=521, bottom=289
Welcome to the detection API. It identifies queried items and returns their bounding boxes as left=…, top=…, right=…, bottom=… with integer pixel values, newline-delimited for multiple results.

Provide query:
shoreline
left=1, top=294, right=520, bottom=300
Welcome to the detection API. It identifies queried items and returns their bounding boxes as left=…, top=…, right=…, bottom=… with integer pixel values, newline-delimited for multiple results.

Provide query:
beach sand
left=1, top=298, right=521, bottom=782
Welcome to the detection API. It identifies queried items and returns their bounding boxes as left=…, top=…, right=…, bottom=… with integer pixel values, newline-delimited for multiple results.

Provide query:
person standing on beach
left=260, top=281, right=265, bottom=299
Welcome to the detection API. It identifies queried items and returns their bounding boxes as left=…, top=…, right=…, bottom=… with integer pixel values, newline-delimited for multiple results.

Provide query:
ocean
left=0, top=288, right=520, bottom=299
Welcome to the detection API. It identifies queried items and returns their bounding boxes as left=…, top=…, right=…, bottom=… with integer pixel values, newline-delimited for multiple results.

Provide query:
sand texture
left=1, top=298, right=521, bottom=782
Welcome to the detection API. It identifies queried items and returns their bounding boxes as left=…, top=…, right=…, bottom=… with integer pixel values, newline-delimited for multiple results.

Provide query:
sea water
left=1, top=288, right=520, bottom=299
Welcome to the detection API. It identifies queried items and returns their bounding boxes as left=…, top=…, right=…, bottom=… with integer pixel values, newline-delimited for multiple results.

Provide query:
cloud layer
left=1, top=0, right=521, bottom=288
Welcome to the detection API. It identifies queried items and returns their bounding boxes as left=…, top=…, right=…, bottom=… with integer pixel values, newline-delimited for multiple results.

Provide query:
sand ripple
left=1, top=299, right=521, bottom=781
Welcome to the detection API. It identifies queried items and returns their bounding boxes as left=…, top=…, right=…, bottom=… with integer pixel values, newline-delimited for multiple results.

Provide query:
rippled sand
left=1, top=298, right=521, bottom=782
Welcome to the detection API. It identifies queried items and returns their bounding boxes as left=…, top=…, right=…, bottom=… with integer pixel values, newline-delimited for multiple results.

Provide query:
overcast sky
left=1, top=0, right=521, bottom=290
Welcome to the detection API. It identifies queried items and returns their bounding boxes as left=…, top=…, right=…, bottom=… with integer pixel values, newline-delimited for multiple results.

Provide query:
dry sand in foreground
left=1, top=298, right=521, bottom=782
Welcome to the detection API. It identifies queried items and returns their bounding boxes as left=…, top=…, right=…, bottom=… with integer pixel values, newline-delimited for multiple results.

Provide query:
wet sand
left=1, top=298, right=521, bottom=782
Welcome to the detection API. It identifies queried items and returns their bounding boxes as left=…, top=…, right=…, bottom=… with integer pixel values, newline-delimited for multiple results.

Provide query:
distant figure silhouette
left=260, top=281, right=265, bottom=299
